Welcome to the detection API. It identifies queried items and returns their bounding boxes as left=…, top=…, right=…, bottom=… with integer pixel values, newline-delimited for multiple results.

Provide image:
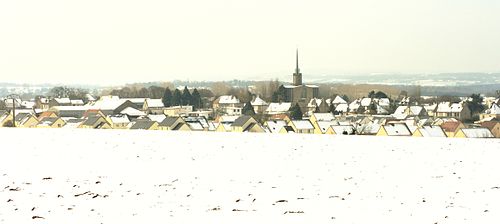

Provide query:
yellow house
left=231, top=116, right=265, bottom=133
left=158, top=117, right=191, bottom=131
left=376, top=123, right=412, bottom=137
left=314, top=121, right=337, bottom=134
left=216, top=122, right=232, bottom=132
left=481, top=121, right=500, bottom=138
left=37, top=117, right=66, bottom=128
left=264, top=120, right=287, bottom=133
left=287, top=120, right=314, bottom=134
left=0, top=111, right=13, bottom=127
left=412, top=128, right=423, bottom=137
left=129, top=120, right=159, bottom=130
left=79, top=116, right=112, bottom=129
left=14, top=113, right=39, bottom=128
left=455, top=128, right=494, bottom=138
left=326, top=125, right=356, bottom=135
left=108, top=115, right=130, bottom=129
left=279, top=126, right=295, bottom=134
left=37, top=111, right=58, bottom=120
left=440, top=121, right=465, bottom=138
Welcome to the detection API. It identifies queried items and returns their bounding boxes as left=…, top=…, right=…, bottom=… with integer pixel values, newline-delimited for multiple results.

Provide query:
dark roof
left=441, top=121, right=462, bottom=132
left=172, top=122, right=186, bottom=130
left=82, top=116, right=103, bottom=126
left=66, top=118, right=86, bottom=124
left=159, top=117, right=181, bottom=127
left=481, top=121, right=500, bottom=131
left=40, top=117, right=60, bottom=124
left=283, top=126, right=295, bottom=132
left=243, top=123, right=257, bottom=132
left=130, top=120, right=157, bottom=130
left=15, top=113, right=31, bottom=122
left=232, top=115, right=253, bottom=127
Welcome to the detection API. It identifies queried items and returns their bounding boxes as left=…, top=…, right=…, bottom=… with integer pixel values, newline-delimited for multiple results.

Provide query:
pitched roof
left=232, top=116, right=253, bottom=127
left=382, top=123, right=412, bottom=136
left=420, top=126, right=447, bottom=137
left=460, top=128, right=494, bottom=138
left=145, top=99, right=164, bottom=108
left=38, top=117, right=63, bottom=126
left=159, top=117, right=182, bottom=127
left=266, top=120, right=287, bottom=133
left=332, top=96, right=347, bottom=104
left=485, top=104, right=500, bottom=115
left=217, top=95, right=240, bottom=104
left=481, top=121, right=500, bottom=131
left=54, top=98, right=71, bottom=104
left=130, top=120, right=157, bottom=130
left=440, top=121, right=462, bottom=133
left=291, top=120, right=314, bottom=130
left=120, top=107, right=146, bottom=116
left=312, top=113, right=335, bottom=121
left=266, top=103, right=292, bottom=114
left=109, top=114, right=130, bottom=124
left=82, top=116, right=104, bottom=126
left=330, top=125, right=356, bottom=135
left=251, top=96, right=268, bottom=106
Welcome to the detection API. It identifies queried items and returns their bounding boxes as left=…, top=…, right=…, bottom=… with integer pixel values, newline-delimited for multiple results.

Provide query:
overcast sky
left=1, top=0, right=499, bottom=85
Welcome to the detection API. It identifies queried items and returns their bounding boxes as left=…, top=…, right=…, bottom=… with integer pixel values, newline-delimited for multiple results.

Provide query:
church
left=283, top=50, right=319, bottom=105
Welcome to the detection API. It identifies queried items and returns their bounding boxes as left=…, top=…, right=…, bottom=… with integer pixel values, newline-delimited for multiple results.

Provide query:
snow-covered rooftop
left=218, top=95, right=240, bottom=104
left=266, top=102, right=292, bottom=114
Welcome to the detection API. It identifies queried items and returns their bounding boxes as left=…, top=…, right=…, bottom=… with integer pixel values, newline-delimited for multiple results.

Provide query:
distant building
left=283, top=50, right=319, bottom=107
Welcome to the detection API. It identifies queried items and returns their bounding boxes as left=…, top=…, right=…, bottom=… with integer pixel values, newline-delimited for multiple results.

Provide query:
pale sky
left=1, top=0, right=499, bottom=85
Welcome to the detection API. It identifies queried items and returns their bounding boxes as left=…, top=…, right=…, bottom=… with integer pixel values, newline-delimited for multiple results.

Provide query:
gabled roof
left=159, top=116, right=182, bottom=127
left=232, top=115, right=254, bottom=127
left=332, top=96, right=347, bottom=104
left=420, top=126, right=447, bottom=137
left=312, top=113, right=335, bottom=121
left=485, top=104, right=500, bottom=115
left=130, top=120, right=157, bottom=130
left=38, top=117, right=63, bottom=126
left=282, top=126, right=295, bottom=133
left=217, top=95, right=240, bottom=104
left=120, top=107, right=146, bottom=116
left=82, top=116, right=104, bottom=126
left=54, top=98, right=71, bottom=104
left=382, top=123, right=412, bottom=136
left=266, top=102, right=292, bottom=114
left=109, top=114, right=130, bottom=124
left=251, top=96, right=268, bottom=106
left=441, top=121, right=462, bottom=133
left=330, top=125, right=356, bottom=135
left=145, top=99, right=164, bottom=108
left=360, top=98, right=372, bottom=107
left=148, top=114, right=167, bottom=122
left=481, top=121, right=500, bottom=131
left=266, top=120, right=287, bottom=133
left=335, top=104, right=349, bottom=113
left=317, top=121, right=337, bottom=133
left=460, top=128, right=494, bottom=138
left=70, top=99, right=84, bottom=105
left=291, top=120, right=314, bottom=130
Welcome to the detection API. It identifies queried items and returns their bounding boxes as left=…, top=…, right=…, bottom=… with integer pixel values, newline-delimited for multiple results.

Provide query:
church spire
left=295, top=48, right=300, bottom=74
left=293, top=48, right=302, bottom=86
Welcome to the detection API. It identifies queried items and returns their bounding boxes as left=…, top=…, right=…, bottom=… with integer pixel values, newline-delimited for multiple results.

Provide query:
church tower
left=293, top=49, right=302, bottom=86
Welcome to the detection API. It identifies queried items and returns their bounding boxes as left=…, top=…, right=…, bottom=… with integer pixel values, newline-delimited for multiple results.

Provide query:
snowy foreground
left=1, top=129, right=499, bottom=224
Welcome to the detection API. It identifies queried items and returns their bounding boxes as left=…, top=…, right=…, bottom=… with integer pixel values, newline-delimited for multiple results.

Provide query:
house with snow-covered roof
left=37, top=117, right=66, bottom=128
left=412, top=126, right=447, bottom=138
left=250, top=96, right=269, bottom=114
left=158, top=116, right=190, bottom=131
left=265, top=102, right=292, bottom=115
left=436, top=102, right=471, bottom=120
left=78, top=116, right=112, bottom=129
left=480, top=121, right=500, bottom=138
left=376, top=123, right=412, bottom=137
left=129, top=120, right=159, bottom=130
left=14, top=113, right=39, bottom=128
left=326, top=125, right=356, bottom=135
left=143, top=99, right=165, bottom=115
left=231, top=115, right=265, bottom=133
left=49, top=98, right=72, bottom=107
left=480, top=103, right=500, bottom=121
left=455, top=128, right=494, bottom=138
left=109, top=114, right=130, bottom=129
left=264, top=120, right=287, bottom=133
left=287, top=120, right=314, bottom=134
left=440, top=120, right=465, bottom=138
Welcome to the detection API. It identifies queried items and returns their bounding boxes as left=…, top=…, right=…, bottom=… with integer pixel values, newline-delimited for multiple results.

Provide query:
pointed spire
left=295, top=48, right=300, bottom=74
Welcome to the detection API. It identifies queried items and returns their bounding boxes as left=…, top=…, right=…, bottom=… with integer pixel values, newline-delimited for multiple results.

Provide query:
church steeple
left=293, top=48, right=302, bottom=86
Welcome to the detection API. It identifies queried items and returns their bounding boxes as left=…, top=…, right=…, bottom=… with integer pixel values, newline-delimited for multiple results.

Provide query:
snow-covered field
left=1, top=129, right=499, bottom=224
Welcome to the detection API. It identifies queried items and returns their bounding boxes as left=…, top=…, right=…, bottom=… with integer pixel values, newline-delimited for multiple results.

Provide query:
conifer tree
left=190, top=88, right=202, bottom=110
left=172, top=89, right=182, bottom=106
left=290, top=103, right=303, bottom=120
left=162, top=88, right=172, bottom=107
left=242, top=101, right=256, bottom=116
left=181, top=86, right=192, bottom=106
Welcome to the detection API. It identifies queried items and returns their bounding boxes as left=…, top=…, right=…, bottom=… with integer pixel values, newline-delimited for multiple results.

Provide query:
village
left=1, top=86, right=499, bottom=138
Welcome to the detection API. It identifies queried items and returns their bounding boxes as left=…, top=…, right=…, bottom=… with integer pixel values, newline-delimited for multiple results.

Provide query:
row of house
left=2, top=107, right=497, bottom=138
